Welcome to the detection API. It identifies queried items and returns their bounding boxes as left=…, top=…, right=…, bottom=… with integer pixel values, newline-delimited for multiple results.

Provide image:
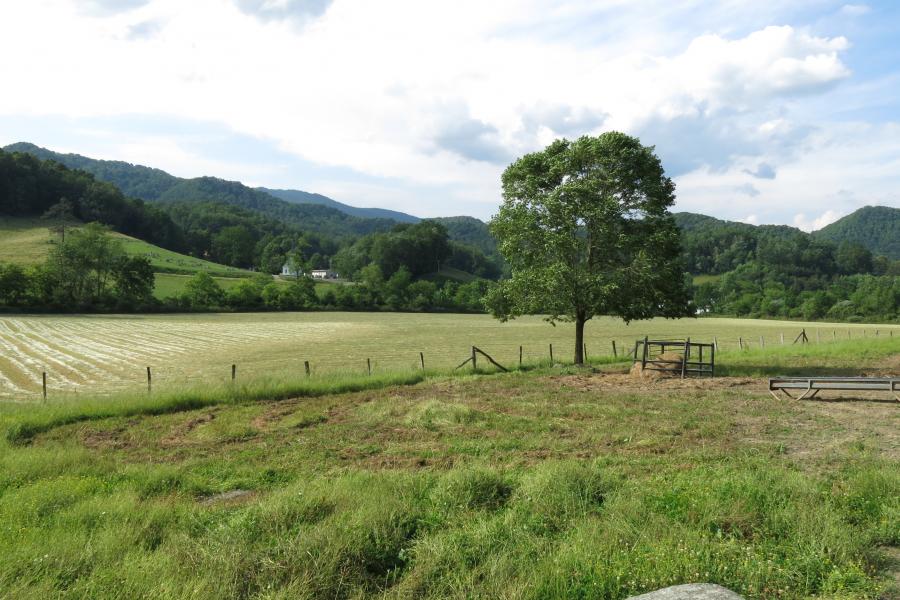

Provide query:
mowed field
left=1, top=312, right=898, bottom=400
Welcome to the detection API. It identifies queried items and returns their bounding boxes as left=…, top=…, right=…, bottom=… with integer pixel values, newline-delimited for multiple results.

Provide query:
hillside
left=814, top=205, right=900, bottom=259
left=260, top=187, right=420, bottom=223
left=4, top=143, right=404, bottom=239
left=3, top=142, right=179, bottom=200
left=0, top=217, right=252, bottom=277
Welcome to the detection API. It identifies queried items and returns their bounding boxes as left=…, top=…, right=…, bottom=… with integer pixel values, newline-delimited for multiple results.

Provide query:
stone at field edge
left=626, top=583, right=744, bottom=600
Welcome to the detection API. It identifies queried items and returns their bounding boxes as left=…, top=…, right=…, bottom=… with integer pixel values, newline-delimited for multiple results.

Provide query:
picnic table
left=768, top=376, right=900, bottom=401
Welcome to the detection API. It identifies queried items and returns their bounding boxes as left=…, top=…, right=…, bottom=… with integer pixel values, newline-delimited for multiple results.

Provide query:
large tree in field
left=486, top=132, right=692, bottom=364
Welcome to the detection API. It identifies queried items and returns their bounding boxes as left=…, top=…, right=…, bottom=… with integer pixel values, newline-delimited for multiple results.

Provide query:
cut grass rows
left=1, top=313, right=897, bottom=400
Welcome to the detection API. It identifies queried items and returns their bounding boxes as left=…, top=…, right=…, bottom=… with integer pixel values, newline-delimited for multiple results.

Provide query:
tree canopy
left=487, top=132, right=692, bottom=363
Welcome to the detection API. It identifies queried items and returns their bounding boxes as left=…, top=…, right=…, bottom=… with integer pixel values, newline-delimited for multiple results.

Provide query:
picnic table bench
left=768, top=377, right=900, bottom=401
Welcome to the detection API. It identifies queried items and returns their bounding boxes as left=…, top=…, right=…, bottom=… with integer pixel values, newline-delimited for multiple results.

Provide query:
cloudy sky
left=1, top=1, right=898, bottom=227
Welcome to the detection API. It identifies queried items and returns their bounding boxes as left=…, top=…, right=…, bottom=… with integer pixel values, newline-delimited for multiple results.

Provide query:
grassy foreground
left=1, top=340, right=898, bottom=598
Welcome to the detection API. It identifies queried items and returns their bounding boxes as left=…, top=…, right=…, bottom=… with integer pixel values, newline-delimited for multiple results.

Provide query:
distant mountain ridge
left=259, top=187, right=420, bottom=223
left=5, top=142, right=897, bottom=260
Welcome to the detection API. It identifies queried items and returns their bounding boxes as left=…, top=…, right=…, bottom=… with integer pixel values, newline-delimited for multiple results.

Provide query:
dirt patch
left=546, top=372, right=763, bottom=394
left=160, top=410, right=218, bottom=447
left=251, top=399, right=303, bottom=430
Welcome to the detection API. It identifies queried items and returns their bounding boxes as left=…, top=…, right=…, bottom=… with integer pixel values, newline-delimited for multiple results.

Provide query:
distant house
left=311, top=269, right=338, bottom=279
left=281, top=262, right=303, bottom=277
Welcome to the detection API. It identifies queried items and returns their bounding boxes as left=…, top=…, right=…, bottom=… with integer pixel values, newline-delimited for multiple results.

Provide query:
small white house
left=281, top=262, right=303, bottom=277
left=311, top=269, right=338, bottom=279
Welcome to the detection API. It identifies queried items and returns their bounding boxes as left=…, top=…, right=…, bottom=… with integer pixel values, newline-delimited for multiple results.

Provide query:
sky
left=1, top=1, right=898, bottom=228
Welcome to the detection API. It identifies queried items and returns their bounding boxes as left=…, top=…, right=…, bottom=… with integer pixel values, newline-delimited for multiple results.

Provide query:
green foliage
left=0, top=149, right=187, bottom=251
left=488, top=133, right=692, bottom=363
left=814, top=205, right=900, bottom=259
left=183, top=272, right=225, bottom=308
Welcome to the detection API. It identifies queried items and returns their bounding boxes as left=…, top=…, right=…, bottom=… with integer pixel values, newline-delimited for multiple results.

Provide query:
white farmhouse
left=281, top=261, right=303, bottom=277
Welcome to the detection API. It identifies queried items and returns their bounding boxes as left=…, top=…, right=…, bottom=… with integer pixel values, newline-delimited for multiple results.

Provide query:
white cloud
left=0, top=0, right=893, bottom=222
left=793, top=209, right=844, bottom=232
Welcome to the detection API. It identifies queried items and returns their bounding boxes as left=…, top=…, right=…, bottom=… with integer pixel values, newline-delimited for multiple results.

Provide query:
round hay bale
left=630, top=352, right=684, bottom=379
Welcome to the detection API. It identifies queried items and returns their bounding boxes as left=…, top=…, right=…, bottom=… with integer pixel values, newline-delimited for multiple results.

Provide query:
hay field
left=1, top=312, right=897, bottom=400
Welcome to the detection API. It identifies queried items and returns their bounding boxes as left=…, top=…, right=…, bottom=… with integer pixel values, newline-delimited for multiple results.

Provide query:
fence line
left=2, top=327, right=897, bottom=401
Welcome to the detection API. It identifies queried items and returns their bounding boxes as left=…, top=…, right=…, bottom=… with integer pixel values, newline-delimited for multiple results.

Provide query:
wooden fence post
left=472, top=346, right=477, bottom=370
left=714, top=336, right=719, bottom=352
left=367, top=358, right=371, bottom=376
left=583, top=343, right=588, bottom=362
left=611, top=340, right=617, bottom=358
left=519, top=345, right=523, bottom=368
left=304, top=361, right=310, bottom=377
left=231, top=364, right=236, bottom=381
left=420, top=352, right=425, bottom=370
left=147, top=366, right=152, bottom=393
left=739, top=337, right=743, bottom=351
left=42, top=371, right=47, bottom=401
left=832, top=330, right=836, bottom=341
left=549, top=343, right=553, bottom=364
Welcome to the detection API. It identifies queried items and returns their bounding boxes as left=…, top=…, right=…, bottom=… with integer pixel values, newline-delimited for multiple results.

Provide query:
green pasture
left=0, top=217, right=252, bottom=277
left=0, top=338, right=898, bottom=598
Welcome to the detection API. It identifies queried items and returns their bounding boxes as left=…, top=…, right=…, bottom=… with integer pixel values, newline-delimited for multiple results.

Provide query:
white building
left=281, top=262, right=303, bottom=277
left=311, top=269, right=338, bottom=279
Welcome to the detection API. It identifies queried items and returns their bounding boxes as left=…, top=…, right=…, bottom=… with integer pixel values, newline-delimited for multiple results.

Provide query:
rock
left=199, top=489, right=254, bottom=505
left=626, top=583, right=744, bottom=600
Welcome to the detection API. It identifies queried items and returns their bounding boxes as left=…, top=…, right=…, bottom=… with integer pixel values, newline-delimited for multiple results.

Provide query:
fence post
left=367, top=358, right=371, bottom=376
left=739, top=337, right=743, bottom=351
left=42, top=371, right=47, bottom=401
left=472, top=346, right=477, bottom=370
left=780, top=332, right=784, bottom=345
left=147, top=366, right=152, bottom=393
left=714, top=336, right=719, bottom=352
left=583, top=343, right=588, bottom=363
left=231, top=364, right=236, bottom=382
left=519, top=345, right=523, bottom=368
left=611, top=340, right=617, bottom=358
left=304, top=361, right=310, bottom=377
left=420, top=352, right=425, bottom=370
left=832, top=330, right=836, bottom=341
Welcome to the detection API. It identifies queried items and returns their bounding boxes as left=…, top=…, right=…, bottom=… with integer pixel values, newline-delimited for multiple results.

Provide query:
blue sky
left=1, top=0, right=898, bottom=228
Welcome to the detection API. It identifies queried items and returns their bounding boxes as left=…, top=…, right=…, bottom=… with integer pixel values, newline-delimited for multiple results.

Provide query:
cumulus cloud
left=0, top=0, right=891, bottom=221
left=233, top=0, right=332, bottom=21
left=793, top=209, right=844, bottom=232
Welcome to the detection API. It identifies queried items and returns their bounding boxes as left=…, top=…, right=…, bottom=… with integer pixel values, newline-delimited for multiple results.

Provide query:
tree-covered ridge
left=813, top=205, right=900, bottom=259
left=0, top=149, right=187, bottom=251
left=260, top=187, right=420, bottom=223
left=156, top=177, right=398, bottom=239
left=3, top=142, right=180, bottom=200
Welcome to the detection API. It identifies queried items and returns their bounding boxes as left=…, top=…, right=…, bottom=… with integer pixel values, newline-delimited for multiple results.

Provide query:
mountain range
left=4, top=142, right=899, bottom=260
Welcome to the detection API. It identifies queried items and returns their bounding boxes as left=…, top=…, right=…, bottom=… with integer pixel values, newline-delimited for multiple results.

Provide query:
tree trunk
left=574, top=312, right=585, bottom=365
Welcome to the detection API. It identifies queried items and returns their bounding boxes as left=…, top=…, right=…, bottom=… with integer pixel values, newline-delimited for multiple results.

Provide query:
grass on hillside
left=0, top=339, right=898, bottom=598
left=0, top=217, right=252, bottom=277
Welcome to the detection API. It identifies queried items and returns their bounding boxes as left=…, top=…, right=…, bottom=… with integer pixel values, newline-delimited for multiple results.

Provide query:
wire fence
left=2, top=326, right=896, bottom=402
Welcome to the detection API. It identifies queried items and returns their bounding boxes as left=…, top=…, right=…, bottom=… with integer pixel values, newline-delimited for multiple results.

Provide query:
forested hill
left=674, top=207, right=900, bottom=261
left=260, top=187, right=420, bottom=223
left=3, top=143, right=401, bottom=239
left=813, top=206, right=900, bottom=259
left=3, top=142, right=179, bottom=200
